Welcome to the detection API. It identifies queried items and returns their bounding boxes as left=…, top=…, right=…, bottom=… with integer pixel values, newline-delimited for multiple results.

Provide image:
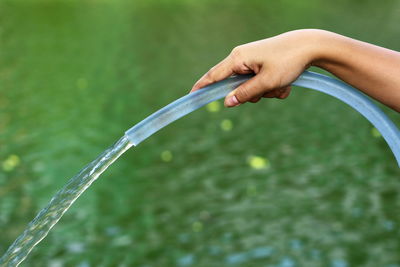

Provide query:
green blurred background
left=1, top=0, right=400, bottom=266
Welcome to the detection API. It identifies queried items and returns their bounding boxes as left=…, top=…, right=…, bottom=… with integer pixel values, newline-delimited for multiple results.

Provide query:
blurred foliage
left=0, top=0, right=399, bottom=266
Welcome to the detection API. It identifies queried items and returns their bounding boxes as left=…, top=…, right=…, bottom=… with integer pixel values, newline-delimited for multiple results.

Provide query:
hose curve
left=125, top=71, right=400, bottom=167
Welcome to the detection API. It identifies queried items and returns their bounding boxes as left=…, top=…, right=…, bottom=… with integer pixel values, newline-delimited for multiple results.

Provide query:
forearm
left=191, top=29, right=400, bottom=111
left=309, top=30, right=400, bottom=112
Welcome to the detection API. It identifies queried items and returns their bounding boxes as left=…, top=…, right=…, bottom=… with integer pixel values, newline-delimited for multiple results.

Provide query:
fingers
left=225, top=81, right=292, bottom=107
left=224, top=74, right=266, bottom=107
left=249, top=97, right=261, bottom=103
left=262, top=86, right=291, bottom=99
left=190, top=57, right=234, bottom=92
left=277, top=86, right=291, bottom=99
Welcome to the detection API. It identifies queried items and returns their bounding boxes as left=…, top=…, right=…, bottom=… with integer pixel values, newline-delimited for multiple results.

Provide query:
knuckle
left=237, top=85, right=251, bottom=101
left=249, top=97, right=260, bottom=103
left=204, top=71, right=215, bottom=83
left=209, top=65, right=217, bottom=73
left=230, top=46, right=243, bottom=60
left=279, top=90, right=291, bottom=99
left=262, top=75, right=279, bottom=90
left=278, top=94, right=288, bottom=99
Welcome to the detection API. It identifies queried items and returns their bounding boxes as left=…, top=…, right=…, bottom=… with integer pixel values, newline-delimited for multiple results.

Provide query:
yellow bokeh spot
left=2, top=154, right=21, bottom=172
left=77, top=78, right=88, bottom=89
left=192, top=221, right=203, bottom=232
left=371, top=127, right=381, bottom=138
left=161, top=150, right=173, bottom=162
left=248, top=155, right=270, bottom=170
left=220, top=119, right=233, bottom=131
left=206, top=101, right=220, bottom=113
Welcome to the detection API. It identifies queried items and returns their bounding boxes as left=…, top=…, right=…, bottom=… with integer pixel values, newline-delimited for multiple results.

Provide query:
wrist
left=304, top=29, right=349, bottom=69
left=282, top=29, right=333, bottom=69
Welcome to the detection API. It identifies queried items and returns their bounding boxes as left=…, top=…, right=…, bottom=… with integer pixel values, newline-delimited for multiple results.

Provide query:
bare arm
left=190, top=29, right=400, bottom=112
left=312, top=30, right=400, bottom=111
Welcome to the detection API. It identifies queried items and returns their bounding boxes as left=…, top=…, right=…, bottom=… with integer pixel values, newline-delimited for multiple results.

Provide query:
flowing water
left=0, top=136, right=133, bottom=267
left=1, top=1, right=400, bottom=266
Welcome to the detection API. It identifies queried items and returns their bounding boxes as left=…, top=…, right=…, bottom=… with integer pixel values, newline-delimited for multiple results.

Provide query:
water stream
left=1, top=72, right=399, bottom=267
left=0, top=136, right=133, bottom=266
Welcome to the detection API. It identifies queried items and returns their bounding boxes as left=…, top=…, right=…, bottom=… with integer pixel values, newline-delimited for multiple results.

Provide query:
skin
left=190, top=29, right=400, bottom=112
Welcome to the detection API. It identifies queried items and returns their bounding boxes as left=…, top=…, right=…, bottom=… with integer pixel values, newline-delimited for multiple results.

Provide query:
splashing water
left=0, top=136, right=133, bottom=266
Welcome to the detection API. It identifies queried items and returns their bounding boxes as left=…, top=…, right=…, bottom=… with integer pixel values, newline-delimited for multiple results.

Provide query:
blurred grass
left=0, top=0, right=399, bottom=266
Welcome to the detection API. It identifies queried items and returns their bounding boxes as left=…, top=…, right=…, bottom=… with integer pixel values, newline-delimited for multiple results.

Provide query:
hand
left=190, top=29, right=400, bottom=112
left=190, top=29, right=321, bottom=107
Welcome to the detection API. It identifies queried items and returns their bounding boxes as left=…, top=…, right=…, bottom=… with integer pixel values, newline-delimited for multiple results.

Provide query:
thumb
left=224, top=74, right=266, bottom=107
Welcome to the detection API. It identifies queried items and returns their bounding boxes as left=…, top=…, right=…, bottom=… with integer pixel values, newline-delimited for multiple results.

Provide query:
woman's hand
left=190, top=29, right=322, bottom=107
left=191, top=29, right=400, bottom=112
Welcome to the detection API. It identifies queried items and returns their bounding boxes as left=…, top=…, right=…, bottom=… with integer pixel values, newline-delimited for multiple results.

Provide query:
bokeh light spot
left=371, top=127, right=381, bottom=138
left=161, top=150, right=173, bottom=162
left=206, top=101, right=220, bottom=113
left=2, top=154, right=20, bottom=172
left=192, top=221, right=203, bottom=232
left=220, top=119, right=233, bottom=131
left=247, top=155, right=270, bottom=170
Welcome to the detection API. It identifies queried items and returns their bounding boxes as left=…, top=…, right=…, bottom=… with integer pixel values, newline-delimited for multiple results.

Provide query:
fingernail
left=225, top=95, right=240, bottom=107
left=189, top=86, right=197, bottom=93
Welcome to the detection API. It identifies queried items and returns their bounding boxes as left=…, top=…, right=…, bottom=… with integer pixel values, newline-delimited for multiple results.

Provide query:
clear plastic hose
left=125, top=71, right=400, bottom=166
